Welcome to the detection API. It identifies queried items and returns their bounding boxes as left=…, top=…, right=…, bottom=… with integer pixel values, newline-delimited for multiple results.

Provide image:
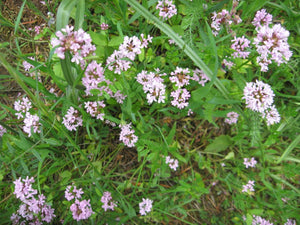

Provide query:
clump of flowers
left=11, top=176, right=56, bottom=224
left=252, top=9, right=273, bottom=29
left=170, top=88, right=191, bottom=109
left=136, top=69, right=166, bottom=105
left=243, top=157, right=257, bottom=168
left=222, top=58, right=235, bottom=70
left=156, top=0, right=177, bottom=20
left=101, top=191, right=117, bottom=212
left=107, top=35, right=150, bottom=75
left=119, top=123, right=138, bottom=147
left=84, top=101, right=105, bottom=120
left=231, top=36, right=251, bottom=59
left=65, top=185, right=94, bottom=221
left=252, top=9, right=292, bottom=72
left=242, top=180, right=255, bottom=193
left=51, top=25, right=96, bottom=65
left=100, top=23, right=109, bottom=30
left=62, top=106, right=83, bottom=131
left=242, top=80, right=280, bottom=125
left=284, top=219, right=296, bottom=225
left=14, top=96, right=41, bottom=137
left=225, top=111, right=239, bottom=124
left=191, top=69, right=211, bottom=87
left=165, top=156, right=179, bottom=171
left=139, top=198, right=153, bottom=216
left=252, top=215, right=273, bottom=225
left=0, top=124, right=6, bottom=137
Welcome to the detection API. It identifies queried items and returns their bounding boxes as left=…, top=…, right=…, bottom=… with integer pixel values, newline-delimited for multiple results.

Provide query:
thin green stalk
left=276, top=134, right=300, bottom=164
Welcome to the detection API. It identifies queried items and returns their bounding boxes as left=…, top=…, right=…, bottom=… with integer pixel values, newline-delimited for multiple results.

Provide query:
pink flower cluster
left=222, top=58, right=235, bottom=70
left=165, top=156, right=179, bottom=171
left=14, top=96, right=41, bottom=137
left=284, top=219, right=296, bottom=225
left=243, top=157, right=257, bottom=168
left=0, top=124, right=6, bottom=137
left=101, top=191, right=117, bottom=212
left=156, top=0, right=177, bottom=20
left=253, top=10, right=292, bottom=72
left=139, top=198, right=153, bottom=216
left=252, top=215, right=273, bottom=225
left=119, top=123, right=138, bottom=147
left=65, top=185, right=94, bottom=221
left=243, top=80, right=280, bottom=125
left=62, top=106, right=83, bottom=131
left=191, top=69, right=211, bottom=87
left=242, top=180, right=255, bottom=193
left=11, top=177, right=56, bottom=224
left=225, top=112, right=239, bottom=124
left=211, top=6, right=242, bottom=36
left=84, top=101, right=105, bottom=120
left=51, top=25, right=96, bottom=65
left=107, top=35, right=151, bottom=74
left=136, top=69, right=166, bottom=105
left=231, top=36, right=251, bottom=59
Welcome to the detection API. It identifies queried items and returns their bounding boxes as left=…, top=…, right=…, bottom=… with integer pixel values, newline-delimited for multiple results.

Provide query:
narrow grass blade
left=276, top=134, right=300, bottom=164
left=75, top=0, right=85, bottom=30
left=14, top=0, right=27, bottom=35
left=56, top=0, right=78, bottom=31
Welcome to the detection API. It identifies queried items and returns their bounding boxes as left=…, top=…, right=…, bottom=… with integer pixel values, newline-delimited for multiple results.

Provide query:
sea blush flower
left=0, top=125, right=7, bottom=137
left=231, top=36, right=251, bottom=59
left=101, top=191, right=117, bottom=212
left=70, top=199, right=94, bottom=221
left=14, top=96, right=32, bottom=119
left=139, top=198, right=153, bottom=216
left=242, top=180, right=255, bottom=193
left=170, top=88, right=191, bottom=109
left=65, top=185, right=84, bottom=201
left=254, top=24, right=292, bottom=72
left=225, top=112, right=239, bottom=124
left=190, top=69, right=210, bottom=87
left=23, top=112, right=41, bottom=137
left=84, top=101, right=105, bottom=120
left=242, top=80, right=274, bottom=113
left=156, top=0, right=177, bottom=20
left=51, top=25, right=96, bottom=65
left=62, top=107, right=83, bottom=131
left=262, top=105, right=281, bottom=126
left=243, top=157, right=257, bottom=168
left=170, top=67, right=191, bottom=88
left=119, top=123, right=138, bottom=147
left=165, top=156, right=179, bottom=171
left=252, top=9, right=273, bottom=29
left=252, top=215, right=273, bottom=225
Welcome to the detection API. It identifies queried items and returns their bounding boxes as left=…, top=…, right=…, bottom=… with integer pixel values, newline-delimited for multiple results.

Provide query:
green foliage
left=0, top=0, right=299, bottom=224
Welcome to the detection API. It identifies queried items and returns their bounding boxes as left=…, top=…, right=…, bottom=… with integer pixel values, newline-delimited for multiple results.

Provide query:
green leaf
left=204, top=135, right=233, bottom=153
left=14, top=0, right=27, bottom=35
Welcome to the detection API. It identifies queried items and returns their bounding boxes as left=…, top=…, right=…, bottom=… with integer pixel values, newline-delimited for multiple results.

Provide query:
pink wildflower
left=156, top=0, right=177, bottom=20
left=165, top=156, right=179, bottom=171
left=225, top=112, right=239, bottom=124
left=284, top=219, right=296, bottom=225
left=65, top=185, right=84, bottom=201
left=0, top=125, right=7, bottom=137
left=84, top=101, right=105, bottom=120
left=100, top=23, right=109, bottom=30
left=23, top=112, right=41, bottom=137
left=231, top=36, right=251, bottom=59
left=252, top=9, right=273, bottom=29
left=243, top=157, right=257, bottom=168
left=242, top=80, right=275, bottom=113
left=119, top=123, right=138, bottom=147
left=62, top=107, right=83, bottom=131
left=170, top=67, right=190, bottom=88
left=140, top=34, right=153, bottom=48
left=101, top=191, right=117, bottom=212
left=262, top=105, right=281, bottom=126
left=70, top=199, right=94, bottom=221
left=242, top=180, right=255, bottom=193
left=14, top=96, right=32, bottom=119
left=191, top=69, right=210, bottom=86
left=139, top=198, right=153, bottom=216
left=252, top=215, right=273, bottom=225
left=222, top=58, right=235, bottom=70
left=170, top=88, right=191, bottom=109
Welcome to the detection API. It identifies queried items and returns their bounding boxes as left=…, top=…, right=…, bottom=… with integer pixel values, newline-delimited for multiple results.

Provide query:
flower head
left=70, top=199, right=94, bottom=221
left=62, top=107, right=83, bottom=131
left=156, top=0, right=177, bottom=20
left=242, top=180, right=255, bottom=193
left=101, top=191, right=117, bottom=212
left=243, top=157, right=257, bottom=168
left=0, top=125, right=7, bottom=137
left=165, top=156, right=179, bottom=171
left=225, top=112, right=239, bottom=124
left=139, top=198, right=153, bottom=216
left=119, top=123, right=138, bottom=147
